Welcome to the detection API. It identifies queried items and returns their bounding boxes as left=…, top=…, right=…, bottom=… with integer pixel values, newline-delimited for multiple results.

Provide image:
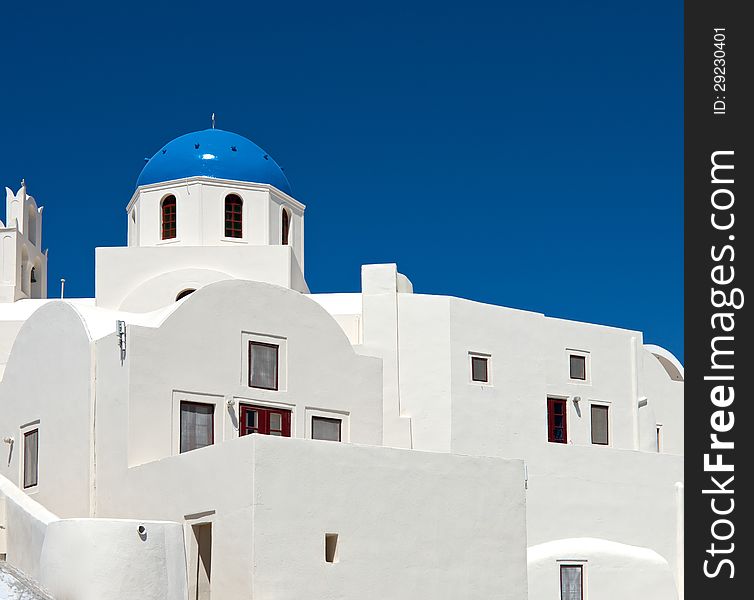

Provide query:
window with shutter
left=180, top=402, right=214, bottom=453
left=312, top=416, right=342, bottom=442
left=23, top=429, right=39, bottom=488
left=591, top=404, right=609, bottom=445
left=249, top=342, right=279, bottom=390
left=560, top=565, right=583, bottom=600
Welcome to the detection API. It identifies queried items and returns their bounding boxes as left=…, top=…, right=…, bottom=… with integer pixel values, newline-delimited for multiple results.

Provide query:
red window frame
left=239, top=404, right=291, bottom=437
left=281, top=208, right=290, bottom=245
left=547, top=397, right=567, bottom=443
left=248, top=341, right=279, bottom=390
left=224, top=194, right=243, bottom=238
left=161, top=195, right=177, bottom=240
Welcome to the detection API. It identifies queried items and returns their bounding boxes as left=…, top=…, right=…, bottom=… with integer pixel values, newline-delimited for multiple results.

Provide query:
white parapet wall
left=0, top=475, right=187, bottom=600
left=39, top=519, right=187, bottom=600
left=528, top=538, right=679, bottom=600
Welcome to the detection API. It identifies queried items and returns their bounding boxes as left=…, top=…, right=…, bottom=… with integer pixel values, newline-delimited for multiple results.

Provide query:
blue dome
left=137, top=128, right=291, bottom=194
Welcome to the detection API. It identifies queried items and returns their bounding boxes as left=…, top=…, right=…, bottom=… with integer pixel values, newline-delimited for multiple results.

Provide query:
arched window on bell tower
left=161, top=195, right=177, bottom=240
left=224, top=194, right=243, bottom=238
left=281, top=207, right=290, bottom=245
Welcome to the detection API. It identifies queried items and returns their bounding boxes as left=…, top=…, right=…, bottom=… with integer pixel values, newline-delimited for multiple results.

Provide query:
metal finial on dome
left=211, top=113, right=216, bottom=129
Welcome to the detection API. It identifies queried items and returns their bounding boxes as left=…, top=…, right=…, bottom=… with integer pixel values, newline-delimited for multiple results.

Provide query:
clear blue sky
left=0, top=1, right=683, bottom=360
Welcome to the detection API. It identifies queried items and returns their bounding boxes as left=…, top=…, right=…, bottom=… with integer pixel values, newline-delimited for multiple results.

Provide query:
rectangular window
left=249, top=342, right=279, bottom=390
left=560, top=565, right=583, bottom=600
left=470, top=355, right=489, bottom=383
left=312, top=416, right=342, bottom=442
left=569, top=354, right=587, bottom=380
left=547, top=398, right=567, bottom=443
left=656, top=425, right=662, bottom=452
left=180, top=402, right=215, bottom=453
left=591, top=405, right=609, bottom=445
left=239, top=404, right=291, bottom=437
left=23, top=429, right=39, bottom=489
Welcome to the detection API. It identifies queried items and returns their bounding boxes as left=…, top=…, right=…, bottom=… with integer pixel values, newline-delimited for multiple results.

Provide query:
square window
left=569, top=354, right=587, bottom=380
left=560, top=565, right=583, bottom=600
left=591, top=404, right=609, bottom=445
left=249, top=342, right=279, bottom=390
left=312, top=416, right=342, bottom=442
left=23, top=429, right=39, bottom=489
left=547, top=398, right=567, bottom=444
left=239, top=404, right=291, bottom=437
left=180, top=402, right=215, bottom=453
left=470, top=355, right=489, bottom=383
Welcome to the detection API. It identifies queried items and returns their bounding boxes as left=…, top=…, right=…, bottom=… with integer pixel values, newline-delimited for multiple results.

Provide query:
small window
left=224, top=194, right=243, bottom=238
left=560, top=565, right=583, bottom=600
left=23, top=429, right=39, bottom=489
left=325, top=533, right=339, bottom=563
left=547, top=398, right=567, bottom=443
left=180, top=401, right=214, bottom=453
left=249, top=341, right=279, bottom=390
left=30, top=267, right=37, bottom=283
left=591, top=405, right=609, bottom=445
left=656, top=425, right=662, bottom=452
left=281, top=208, right=290, bottom=245
left=312, top=416, right=342, bottom=442
left=161, top=195, right=177, bottom=240
left=176, top=288, right=196, bottom=301
left=470, top=355, right=489, bottom=383
left=569, top=354, right=587, bottom=380
left=239, top=404, right=291, bottom=437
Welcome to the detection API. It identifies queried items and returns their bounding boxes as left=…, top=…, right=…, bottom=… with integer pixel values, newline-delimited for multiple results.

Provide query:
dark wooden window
left=569, top=354, right=587, bottom=380
left=547, top=398, right=567, bottom=443
left=560, top=565, right=583, bottom=600
left=312, top=416, right=342, bottom=441
left=239, top=404, right=291, bottom=437
left=161, top=195, right=177, bottom=240
left=249, top=341, right=279, bottom=390
left=23, top=429, right=38, bottom=488
left=180, top=401, right=214, bottom=453
left=591, top=404, right=609, bottom=445
left=224, top=194, right=243, bottom=238
left=281, top=208, right=290, bottom=245
left=471, top=356, right=489, bottom=382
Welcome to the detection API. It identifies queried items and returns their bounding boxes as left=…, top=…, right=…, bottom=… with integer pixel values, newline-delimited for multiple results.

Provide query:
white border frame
left=171, top=390, right=223, bottom=456
left=468, top=351, right=492, bottom=386
left=241, top=331, right=288, bottom=392
left=305, top=407, right=350, bottom=442
left=566, top=348, right=591, bottom=385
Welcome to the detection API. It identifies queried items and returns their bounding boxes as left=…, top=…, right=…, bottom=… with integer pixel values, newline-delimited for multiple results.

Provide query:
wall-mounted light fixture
left=572, top=396, right=581, bottom=403
left=116, top=320, right=127, bottom=364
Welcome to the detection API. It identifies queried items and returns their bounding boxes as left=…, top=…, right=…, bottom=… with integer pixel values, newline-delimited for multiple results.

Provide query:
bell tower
left=0, top=182, right=47, bottom=302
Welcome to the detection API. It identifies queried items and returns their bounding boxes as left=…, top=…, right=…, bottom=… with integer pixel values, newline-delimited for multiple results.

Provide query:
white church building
left=0, top=127, right=684, bottom=600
